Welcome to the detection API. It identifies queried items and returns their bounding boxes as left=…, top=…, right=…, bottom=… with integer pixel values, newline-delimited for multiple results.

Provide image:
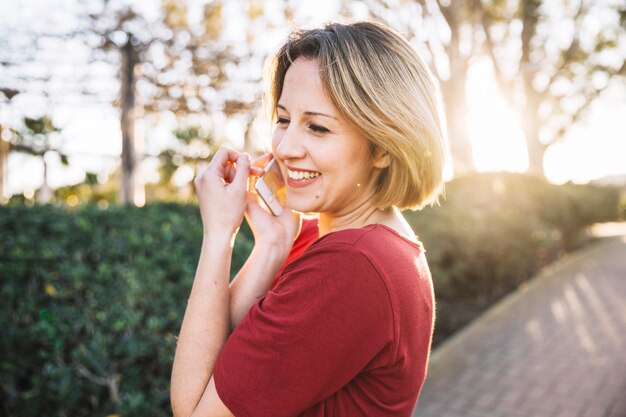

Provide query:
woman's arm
left=170, top=148, right=249, bottom=417
left=229, top=154, right=300, bottom=329
left=171, top=232, right=232, bottom=417
left=229, top=242, right=289, bottom=329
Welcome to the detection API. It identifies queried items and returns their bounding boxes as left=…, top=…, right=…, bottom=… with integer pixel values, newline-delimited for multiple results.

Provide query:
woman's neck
left=318, top=201, right=394, bottom=237
left=318, top=206, right=418, bottom=243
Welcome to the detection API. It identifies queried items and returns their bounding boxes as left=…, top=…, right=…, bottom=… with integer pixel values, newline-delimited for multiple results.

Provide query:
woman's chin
left=285, top=197, right=320, bottom=215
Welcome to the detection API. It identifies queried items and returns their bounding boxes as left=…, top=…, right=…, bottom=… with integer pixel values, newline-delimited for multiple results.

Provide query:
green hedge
left=0, top=173, right=620, bottom=416
left=0, top=203, right=253, bottom=417
left=404, top=173, right=621, bottom=345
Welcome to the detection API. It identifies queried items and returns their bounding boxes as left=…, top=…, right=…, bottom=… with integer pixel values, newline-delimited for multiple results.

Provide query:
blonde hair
left=265, top=21, right=447, bottom=210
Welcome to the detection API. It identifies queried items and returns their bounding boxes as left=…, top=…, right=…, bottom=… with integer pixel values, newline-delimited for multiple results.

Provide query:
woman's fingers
left=212, top=146, right=241, bottom=165
left=211, top=148, right=242, bottom=184
left=252, top=152, right=273, bottom=169
left=230, top=155, right=250, bottom=191
left=195, top=147, right=265, bottom=195
left=250, top=166, right=265, bottom=177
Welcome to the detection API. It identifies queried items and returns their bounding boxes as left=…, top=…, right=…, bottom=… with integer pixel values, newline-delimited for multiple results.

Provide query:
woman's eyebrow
left=304, top=111, right=338, bottom=120
left=277, top=104, right=338, bottom=120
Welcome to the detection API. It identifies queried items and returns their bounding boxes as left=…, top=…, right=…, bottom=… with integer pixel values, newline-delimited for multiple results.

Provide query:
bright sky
left=1, top=0, right=626, bottom=198
left=466, top=57, right=626, bottom=184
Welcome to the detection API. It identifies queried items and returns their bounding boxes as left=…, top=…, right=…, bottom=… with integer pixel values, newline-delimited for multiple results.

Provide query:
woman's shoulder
left=278, top=221, right=426, bottom=290
left=287, top=224, right=426, bottom=286
left=313, top=223, right=423, bottom=255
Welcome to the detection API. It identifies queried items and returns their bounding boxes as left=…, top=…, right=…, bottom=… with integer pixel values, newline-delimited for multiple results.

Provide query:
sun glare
left=466, top=58, right=529, bottom=174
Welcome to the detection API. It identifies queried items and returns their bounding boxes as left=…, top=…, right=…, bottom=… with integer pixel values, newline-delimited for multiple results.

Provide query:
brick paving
left=414, top=225, right=626, bottom=417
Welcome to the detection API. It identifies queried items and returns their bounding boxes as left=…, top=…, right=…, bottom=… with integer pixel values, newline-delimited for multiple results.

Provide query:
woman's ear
left=373, top=147, right=391, bottom=169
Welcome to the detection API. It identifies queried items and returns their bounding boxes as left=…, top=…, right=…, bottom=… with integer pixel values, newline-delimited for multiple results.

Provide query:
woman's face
left=272, top=58, right=380, bottom=215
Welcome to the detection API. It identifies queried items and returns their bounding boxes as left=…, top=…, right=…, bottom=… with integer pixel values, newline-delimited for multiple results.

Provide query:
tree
left=148, top=126, right=216, bottom=203
left=9, top=116, right=68, bottom=203
left=87, top=5, right=155, bottom=206
left=356, top=0, right=626, bottom=178
left=130, top=0, right=304, bottom=199
left=478, top=0, right=626, bottom=176
left=87, top=0, right=290, bottom=204
left=0, top=0, right=119, bottom=203
left=0, top=88, right=20, bottom=203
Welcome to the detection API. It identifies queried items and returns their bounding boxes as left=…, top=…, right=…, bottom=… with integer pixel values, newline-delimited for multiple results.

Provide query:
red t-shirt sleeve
left=272, top=217, right=319, bottom=289
left=214, top=239, right=394, bottom=417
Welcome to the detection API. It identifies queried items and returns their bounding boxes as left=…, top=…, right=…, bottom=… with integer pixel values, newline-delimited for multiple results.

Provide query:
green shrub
left=405, top=172, right=620, bottom=345
left=0, top=203, right=252, bottom=417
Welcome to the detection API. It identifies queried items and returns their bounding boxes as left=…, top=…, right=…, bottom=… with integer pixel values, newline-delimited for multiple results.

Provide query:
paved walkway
left=414, top=224, right=626, bottom=417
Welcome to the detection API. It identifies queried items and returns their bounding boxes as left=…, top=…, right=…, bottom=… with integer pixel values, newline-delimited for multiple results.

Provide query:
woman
left=171, top=21, right=447, bottom=417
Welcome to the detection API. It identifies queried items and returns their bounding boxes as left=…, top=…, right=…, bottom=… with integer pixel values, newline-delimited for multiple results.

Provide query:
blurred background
left=1, top=1, right=625, bottom=416
left=1, top=0, right=625, bottom=206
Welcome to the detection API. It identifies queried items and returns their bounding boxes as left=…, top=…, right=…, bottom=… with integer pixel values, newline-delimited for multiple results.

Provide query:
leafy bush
left=0, top=174, right=619, bottom=415
left=0, top=203, right=252, bottom=417
left=404, top=172, right=620, bottom=345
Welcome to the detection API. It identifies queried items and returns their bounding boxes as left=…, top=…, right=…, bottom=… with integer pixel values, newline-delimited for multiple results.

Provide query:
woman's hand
left=194, top=147, right=255, bottom=238
left=247, top=153, right=301, bottom=258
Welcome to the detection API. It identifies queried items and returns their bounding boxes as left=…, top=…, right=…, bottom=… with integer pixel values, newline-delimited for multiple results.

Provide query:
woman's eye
left=276, top=117, right=289, bottom=125
left=309, top=124, right=330, bottom=134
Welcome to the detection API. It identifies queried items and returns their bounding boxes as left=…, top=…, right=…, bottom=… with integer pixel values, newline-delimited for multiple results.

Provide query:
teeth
left=288, top=169, right=320, bottom=180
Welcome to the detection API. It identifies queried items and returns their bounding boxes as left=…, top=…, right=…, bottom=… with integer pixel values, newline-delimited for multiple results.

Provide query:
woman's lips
left=287, top=175, right=320, bottom=188
left=285, top=167, right=321, bottom=189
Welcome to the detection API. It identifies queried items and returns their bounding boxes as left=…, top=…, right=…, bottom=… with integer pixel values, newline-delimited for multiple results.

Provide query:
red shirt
left=215, top=223, right=435, bottom=417
left=272, top=218, right=320, bottom=289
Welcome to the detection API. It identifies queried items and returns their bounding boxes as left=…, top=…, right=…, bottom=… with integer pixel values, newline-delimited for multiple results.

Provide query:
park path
left=413, top=223, right=626, bottom=417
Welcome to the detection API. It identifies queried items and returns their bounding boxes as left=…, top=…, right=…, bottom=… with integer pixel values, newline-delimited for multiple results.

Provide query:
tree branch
left=73, top=363, right=120, bottom=404
left=361, top=0, right=444, bottom=80
left=551, top=85, right=605, bottom=144
left=544, top=1, right=587, bottom=92
left=434, top=0, right=454, bottom=28
left=475, top=0, right=514, bottom=102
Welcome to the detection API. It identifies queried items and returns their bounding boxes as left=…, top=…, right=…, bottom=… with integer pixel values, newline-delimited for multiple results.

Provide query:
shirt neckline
left=317, top=223, right=424, bottom=251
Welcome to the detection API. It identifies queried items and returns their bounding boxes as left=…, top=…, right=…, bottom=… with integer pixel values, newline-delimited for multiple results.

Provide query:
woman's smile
left=286, top=166, right=322, bottom=188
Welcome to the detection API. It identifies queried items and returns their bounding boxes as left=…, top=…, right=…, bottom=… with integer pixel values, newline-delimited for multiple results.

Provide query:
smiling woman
left=171, top=21, right=448, bottom=417
left=267, top=26, right=447, bottom=216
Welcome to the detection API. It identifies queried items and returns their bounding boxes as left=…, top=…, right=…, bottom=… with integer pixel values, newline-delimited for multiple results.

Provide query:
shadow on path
left=414, top=224, right=626, bottom=417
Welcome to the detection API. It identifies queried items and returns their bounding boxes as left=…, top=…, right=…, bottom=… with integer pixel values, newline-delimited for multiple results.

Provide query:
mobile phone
left=254, top=158, right=286, bottom=216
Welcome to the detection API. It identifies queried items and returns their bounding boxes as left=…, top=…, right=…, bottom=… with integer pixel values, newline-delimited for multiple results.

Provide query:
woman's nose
left=273, top=126, right=306, bottom=160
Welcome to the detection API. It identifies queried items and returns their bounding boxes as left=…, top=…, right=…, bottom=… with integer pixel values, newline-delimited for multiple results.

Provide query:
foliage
left=0, top=203, right=252, bottom=417
left=0, top=175, right=619, bottom=414
left=363, top=0, right=626, bottom=176
left=404, top=172, right=621, bottom=345
left=8, top=116, right=65, bottom=159
left=4, top=116, right=70, bottom=204
left=154, top=126, right=217, bottom=197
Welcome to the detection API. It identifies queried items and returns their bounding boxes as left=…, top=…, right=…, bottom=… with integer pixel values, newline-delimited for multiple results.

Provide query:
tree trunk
left=37, top=153, right=53, bottom=204
left=522, top=89, right=544, bottom=176
left=0, top=130, right=8, bottom=203
left=119, top=35, right=142, bottom=205
left=441, top=75, right=473, bottom=176
left=520, top=0, right=545, bottom=177
left=437, top=0, right=474, bottom=177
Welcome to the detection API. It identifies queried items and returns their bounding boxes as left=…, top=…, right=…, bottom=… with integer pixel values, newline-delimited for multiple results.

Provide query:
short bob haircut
left=265, top=21, right=448, bottom=210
